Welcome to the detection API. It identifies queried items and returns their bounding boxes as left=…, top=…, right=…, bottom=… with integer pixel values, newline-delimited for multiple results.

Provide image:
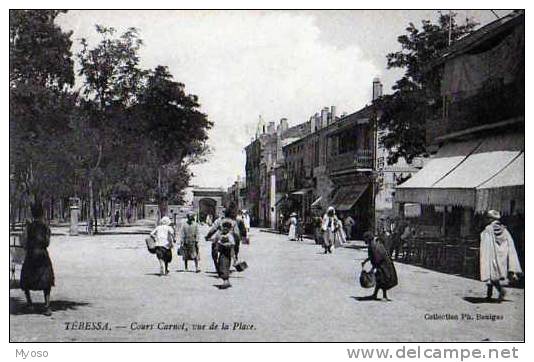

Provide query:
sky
left=56, top=10, right=510, bottom=189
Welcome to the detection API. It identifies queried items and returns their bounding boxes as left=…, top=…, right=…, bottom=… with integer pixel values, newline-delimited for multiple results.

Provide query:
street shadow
left=10, top=297, right=90, bottom=315
left=207, top=274, right=244, bottom=279
left=351, top=296, right=381, bottom=302
left=97, top=231, right=151, bottom=235
left=204, top=271, right=219, bottom=275
left=343, top=245, right=367, bottom=250
left=463, top=296, right=508, bottom=304
left=144, top=273, right=163, bottom=276
left=213, top=284, right=232, bottom=290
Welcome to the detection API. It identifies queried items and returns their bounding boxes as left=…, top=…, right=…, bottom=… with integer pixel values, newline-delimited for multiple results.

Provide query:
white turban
left=160, top=216, right=172, bottom=225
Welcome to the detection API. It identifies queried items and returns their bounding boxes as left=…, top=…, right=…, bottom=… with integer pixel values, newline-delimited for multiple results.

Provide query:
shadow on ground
left=10, top=297, right=90, bottom=315
left=463, top=296, right=508, bottom=304
left=351, top=296, right=382, bottom=302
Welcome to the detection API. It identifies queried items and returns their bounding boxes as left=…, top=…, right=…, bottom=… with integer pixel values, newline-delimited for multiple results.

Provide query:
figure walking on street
left=480, top=210, right=522, bottom=302
left=361, top=231, right=398, bottom=301
left=180, top=213, right=200, bottom=273
left=321, top=206, right=340, bottom=253
left=205, top=210, right=225, bottom=274
left=312, top=213, right=323, bottom=245
left=20, top=202, right=55, bottom=316
left=212, top=220, right=236, bottom=289
left=233, top=208, right=247, bottom=264
left=296, top=216, right=304, bottom=241
left=206, top=206, right=244, bottom=272
left=288, top=212, right=297, bottom=241
left=150, top=216, right=175, bottom=276
left=242, top=210, right=251, bottom=244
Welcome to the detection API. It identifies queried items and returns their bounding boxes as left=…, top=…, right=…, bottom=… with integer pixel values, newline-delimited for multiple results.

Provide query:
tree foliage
left=10, top=12, right=213, bottom=222
left=9, top=10, right=76, bottom=206
left=378, top=12, right=477, bottom=164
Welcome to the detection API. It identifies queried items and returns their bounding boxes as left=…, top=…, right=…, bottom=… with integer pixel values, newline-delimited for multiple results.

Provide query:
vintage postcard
left=9, top=9, right=524, bottom=344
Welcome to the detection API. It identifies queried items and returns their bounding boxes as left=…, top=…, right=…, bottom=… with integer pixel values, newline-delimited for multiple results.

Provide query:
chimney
left=330, top=106, right=336, bottom=124
left=372, top=77, right=383, bottom=101
left=267, top=121, right=275, bottom=134
left=321, top=107, right=329, bottom=128
left=280, top=118, right=288, bottom=133
left=314, top=112, right=321, bottom=131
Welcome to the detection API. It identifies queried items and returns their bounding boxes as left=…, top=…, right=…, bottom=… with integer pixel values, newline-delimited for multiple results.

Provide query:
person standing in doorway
left=344, top=214, right=356, bottom=241
left=480, top=210, right=522, bottom=302
left=20, top=202, right=55, bottom=316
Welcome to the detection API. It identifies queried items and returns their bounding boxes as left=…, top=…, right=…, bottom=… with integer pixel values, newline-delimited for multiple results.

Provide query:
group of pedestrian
left=148, top=213, right=201, bottom=276
left=147, top=205, right=249, bottom=289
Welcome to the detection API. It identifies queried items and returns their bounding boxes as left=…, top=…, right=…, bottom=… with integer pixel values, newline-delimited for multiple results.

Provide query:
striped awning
left=331, top=184, right=368, bottom=211
left=475, top=152, right=524, bottom=214
left=395, top=133, right=524, bottom=208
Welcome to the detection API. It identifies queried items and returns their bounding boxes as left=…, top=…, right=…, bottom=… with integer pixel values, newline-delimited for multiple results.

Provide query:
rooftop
left=427, top=10, right=524, bottom=69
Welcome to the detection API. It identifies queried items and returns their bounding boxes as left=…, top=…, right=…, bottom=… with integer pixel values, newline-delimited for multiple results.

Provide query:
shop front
left=393, top=132, right=524, bottom=277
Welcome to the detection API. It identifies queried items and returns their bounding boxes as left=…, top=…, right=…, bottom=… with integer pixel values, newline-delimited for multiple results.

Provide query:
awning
left=291, top=188, right=313, bottom=196
left=475, top=152, right=524, bottom=214
left=311, top=196, right=323, bottom=209
left=395, top=139, right=481, bottom=204
left=331, top=184, right=368, bottom=211
left=397, top=139, right=481, bottom=190
left=395, top=133, right=524, bottom=208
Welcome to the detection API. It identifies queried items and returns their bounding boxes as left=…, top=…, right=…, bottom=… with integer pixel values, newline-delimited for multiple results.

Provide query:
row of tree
left=10, top=10, right=213, bottom=231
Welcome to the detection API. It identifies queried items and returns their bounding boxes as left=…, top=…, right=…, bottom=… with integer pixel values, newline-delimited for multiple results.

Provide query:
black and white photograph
left=8, top=7, right=525, bottom=346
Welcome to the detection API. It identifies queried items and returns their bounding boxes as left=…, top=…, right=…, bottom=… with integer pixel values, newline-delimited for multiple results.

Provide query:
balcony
left=327, top=149, right=373, bottom=174
left=426, top=79, right=524, bottom=145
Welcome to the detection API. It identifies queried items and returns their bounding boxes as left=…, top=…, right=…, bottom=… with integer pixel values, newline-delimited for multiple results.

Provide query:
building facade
left=244, top=117, right=310, bottom=227
left=395, top=10, right=524, bottom=266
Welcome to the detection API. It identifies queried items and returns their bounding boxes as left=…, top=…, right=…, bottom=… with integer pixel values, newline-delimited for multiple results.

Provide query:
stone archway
left=198, top=198, right=217, bottom=222
left=192, top=187, right=225, bottom=222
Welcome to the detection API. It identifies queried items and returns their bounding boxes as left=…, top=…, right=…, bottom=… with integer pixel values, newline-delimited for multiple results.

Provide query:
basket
left=145, top=236, right=156, bottom=254
left=359, top=268, right=376, bottom=288
left=234, top=261, right=248, bottom=272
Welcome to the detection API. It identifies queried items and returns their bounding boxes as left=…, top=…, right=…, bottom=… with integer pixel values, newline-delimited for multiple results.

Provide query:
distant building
left=226, top=175, right=246, bottom=211
left=244, top=116, right=310, bottom=227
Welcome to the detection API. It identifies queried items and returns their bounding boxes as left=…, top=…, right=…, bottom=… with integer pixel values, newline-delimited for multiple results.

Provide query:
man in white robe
left=479, top=210, right=522, bottom=302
